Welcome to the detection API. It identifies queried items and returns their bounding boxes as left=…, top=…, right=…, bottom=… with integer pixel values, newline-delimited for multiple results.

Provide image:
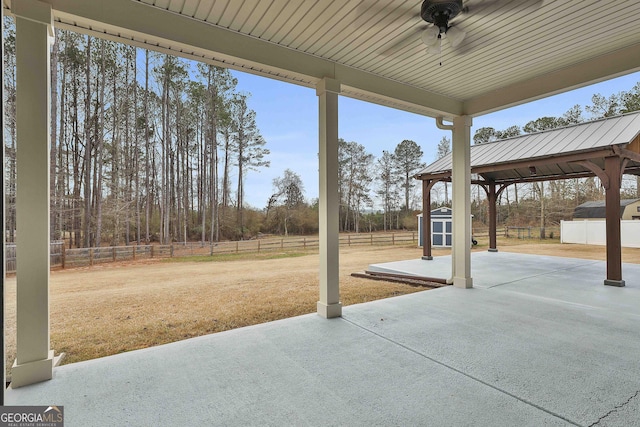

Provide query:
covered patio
left=3, top=0, right=640, bottom=416
left=6, top=252, right=640, bottom=426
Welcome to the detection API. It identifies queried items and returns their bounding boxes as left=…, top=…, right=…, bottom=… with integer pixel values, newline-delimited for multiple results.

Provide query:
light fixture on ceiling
left=420, top=0, right=467, bottom=53
left=446, top=25, right=466, bottom=48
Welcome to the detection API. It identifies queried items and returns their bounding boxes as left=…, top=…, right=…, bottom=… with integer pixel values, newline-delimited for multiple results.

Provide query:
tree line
left=3, top=21, right=428, bottom=247
left=4, top=21, right=269, bottom=247
left=263, top=138, right=426, bottom=236
left=7, top=18, right=636, bottom=245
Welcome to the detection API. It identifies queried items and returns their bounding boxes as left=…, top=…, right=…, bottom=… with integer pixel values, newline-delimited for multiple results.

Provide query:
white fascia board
left=46, top=0, right=462, bottom=117
left=464, top=42, right=640, bottom=117
left=337, top=64, right=463, bottom=118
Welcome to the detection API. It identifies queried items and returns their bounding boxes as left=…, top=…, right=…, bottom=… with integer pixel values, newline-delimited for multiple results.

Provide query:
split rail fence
left=4, top=232, right=419, bottom=273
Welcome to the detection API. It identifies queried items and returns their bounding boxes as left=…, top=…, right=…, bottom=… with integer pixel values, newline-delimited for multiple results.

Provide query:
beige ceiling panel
left=152, top=0, right=171, bottom=10
left=267, top=0, right=313, bottom=45
left=20, top=0, right=640, bottom=118
left=191, top=0, right=215, bottom=21
left=178, top=0, right=200, bottom=17
left=215, top=0, right=246, bottom=29
left=238, top=0, right=281, bottom=35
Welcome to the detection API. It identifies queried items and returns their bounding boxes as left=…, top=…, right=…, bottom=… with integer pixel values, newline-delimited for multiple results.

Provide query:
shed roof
left=576, top=199, right=640, bottom=209
left=574, top=199, right=640, bottom=219
left=416, top=112, right=640, bottom=184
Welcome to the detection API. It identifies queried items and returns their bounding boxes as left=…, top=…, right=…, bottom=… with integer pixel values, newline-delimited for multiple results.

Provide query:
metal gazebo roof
left=416, top=111, right=640, bottom=184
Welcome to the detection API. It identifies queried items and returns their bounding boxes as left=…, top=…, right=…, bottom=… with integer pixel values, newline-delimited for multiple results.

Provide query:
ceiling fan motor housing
left=421, top=0, right=464, bottom=33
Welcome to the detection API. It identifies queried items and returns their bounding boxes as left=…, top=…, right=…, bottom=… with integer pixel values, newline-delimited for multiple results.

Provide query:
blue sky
left=231, top=70, right=640, bottom=209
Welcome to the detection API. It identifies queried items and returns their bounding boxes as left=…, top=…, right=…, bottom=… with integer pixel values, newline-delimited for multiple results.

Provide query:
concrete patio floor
left=6, top=252, right=640, bottom=426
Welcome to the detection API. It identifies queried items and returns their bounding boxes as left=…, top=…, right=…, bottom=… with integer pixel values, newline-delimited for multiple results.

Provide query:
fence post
left=348, top=235, right=351, bottom=246
left=112, top=247, right=116, bottom=262
left=371, top=234, right=373, bottom=245
left=258, top=240, right=261, bottom=252
left=303, top=237, right=306, bottom=249
left=89, top=248, right=94, bottom=266
left=61, top=246, right=66, bottom=269
left=236, top=241, right=239, bottom=253
left=210, top=243, right=213, bottom=256
left=170, top=244, right=174, bottom=257
left=280, top=239, right=284, bottom=249
left=151, top=245, right=155, bottom=258
left=133, top=245, right=137, bottom=260
left=392, top=233, right=395, bottom=245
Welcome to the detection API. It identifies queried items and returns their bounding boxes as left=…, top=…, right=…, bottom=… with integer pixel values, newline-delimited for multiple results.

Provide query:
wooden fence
left=5, top=241, right=65, bottom=273
left=4, top=232, right=419, bottom=273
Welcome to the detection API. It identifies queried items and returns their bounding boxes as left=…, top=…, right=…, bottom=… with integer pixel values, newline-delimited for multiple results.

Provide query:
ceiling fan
left=419, top=0, right=467, bottom=54
left=364, top=0, right=543, bottom=55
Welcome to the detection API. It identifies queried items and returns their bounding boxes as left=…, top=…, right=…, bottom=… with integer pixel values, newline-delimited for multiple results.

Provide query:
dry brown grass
left=5, top=238, right=640, bottom=379
left=4, top=244, right=426, bottom=375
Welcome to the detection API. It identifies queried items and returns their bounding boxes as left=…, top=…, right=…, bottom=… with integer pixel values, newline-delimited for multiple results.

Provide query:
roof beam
left=42, top=0, right=462, bottom=117
left=464, top=42, right=640, bottom=116
left=470, top=148, right=615, bottom=175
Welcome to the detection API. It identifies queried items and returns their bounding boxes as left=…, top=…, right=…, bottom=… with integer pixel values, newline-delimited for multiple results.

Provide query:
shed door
left=432, top=219, right=452, bottom=247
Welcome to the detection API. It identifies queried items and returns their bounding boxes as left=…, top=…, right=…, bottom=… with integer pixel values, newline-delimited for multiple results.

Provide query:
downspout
left=436, top=117, right=455, bottom=285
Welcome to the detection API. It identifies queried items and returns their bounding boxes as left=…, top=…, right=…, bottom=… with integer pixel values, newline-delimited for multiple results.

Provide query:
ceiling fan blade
left=378, top=26, right=427, bottom=57
left=355, top=1, right=419, bottom=27
left=462, top=0, right=543, bottom=16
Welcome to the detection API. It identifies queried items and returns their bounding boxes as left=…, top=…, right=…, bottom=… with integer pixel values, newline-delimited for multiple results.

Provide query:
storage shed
left=574, top=199, right=640, bottom=220
left=418, top=207, right=453, bottom=248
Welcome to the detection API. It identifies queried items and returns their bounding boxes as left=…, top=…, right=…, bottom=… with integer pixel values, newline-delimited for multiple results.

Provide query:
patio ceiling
left=5, top=0, right=640, bottom=118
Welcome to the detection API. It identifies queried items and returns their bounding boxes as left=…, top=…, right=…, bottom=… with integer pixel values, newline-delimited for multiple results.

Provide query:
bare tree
left=393, top=139, right=425, bottom=212
left=376, top=150, right=398, bottom=231
left=436, top=136, right=451, bottom=205
left=230, top=94, right=270, bottom=236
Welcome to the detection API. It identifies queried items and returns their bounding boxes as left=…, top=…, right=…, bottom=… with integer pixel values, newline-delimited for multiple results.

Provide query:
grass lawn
left=4, top=236, right=640, bottom=380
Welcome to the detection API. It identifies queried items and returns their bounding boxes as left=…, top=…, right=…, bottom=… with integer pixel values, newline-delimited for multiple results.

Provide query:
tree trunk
left=144, top=49, right=151, bottom=243
left=58, top=41, right=67, bottom=246
left=83, top=35, right=93, bottom=248
left=134, top=48, right=141, bottom=244
left=94, top=40, right=106, bottom=247
left=50, top=32, right=59, bottom=240
left=222, top=128, right=231, bottom=209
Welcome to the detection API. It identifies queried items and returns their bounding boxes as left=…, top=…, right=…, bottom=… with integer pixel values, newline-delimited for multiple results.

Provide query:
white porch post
left=316, top=77, right=342, bottom=318
left=11, top=0, right=56, bottom=387
left=451, top=116, right=473, bottom=288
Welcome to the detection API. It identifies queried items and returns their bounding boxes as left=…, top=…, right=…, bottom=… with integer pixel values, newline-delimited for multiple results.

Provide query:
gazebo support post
left=421, top=180, right=434, bottom=260
left=604, top=156, right=625, bottom=287
left=487, top=182, right=499, bottom=252
left=576, top=156, right=626, bottom=287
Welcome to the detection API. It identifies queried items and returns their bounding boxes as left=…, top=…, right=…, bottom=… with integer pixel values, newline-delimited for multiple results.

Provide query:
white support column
left=316, top=78, right=342, bottom=318
left=451, top=116, right=473, bottom=288
left=11, top=0, right=57, bottom=388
